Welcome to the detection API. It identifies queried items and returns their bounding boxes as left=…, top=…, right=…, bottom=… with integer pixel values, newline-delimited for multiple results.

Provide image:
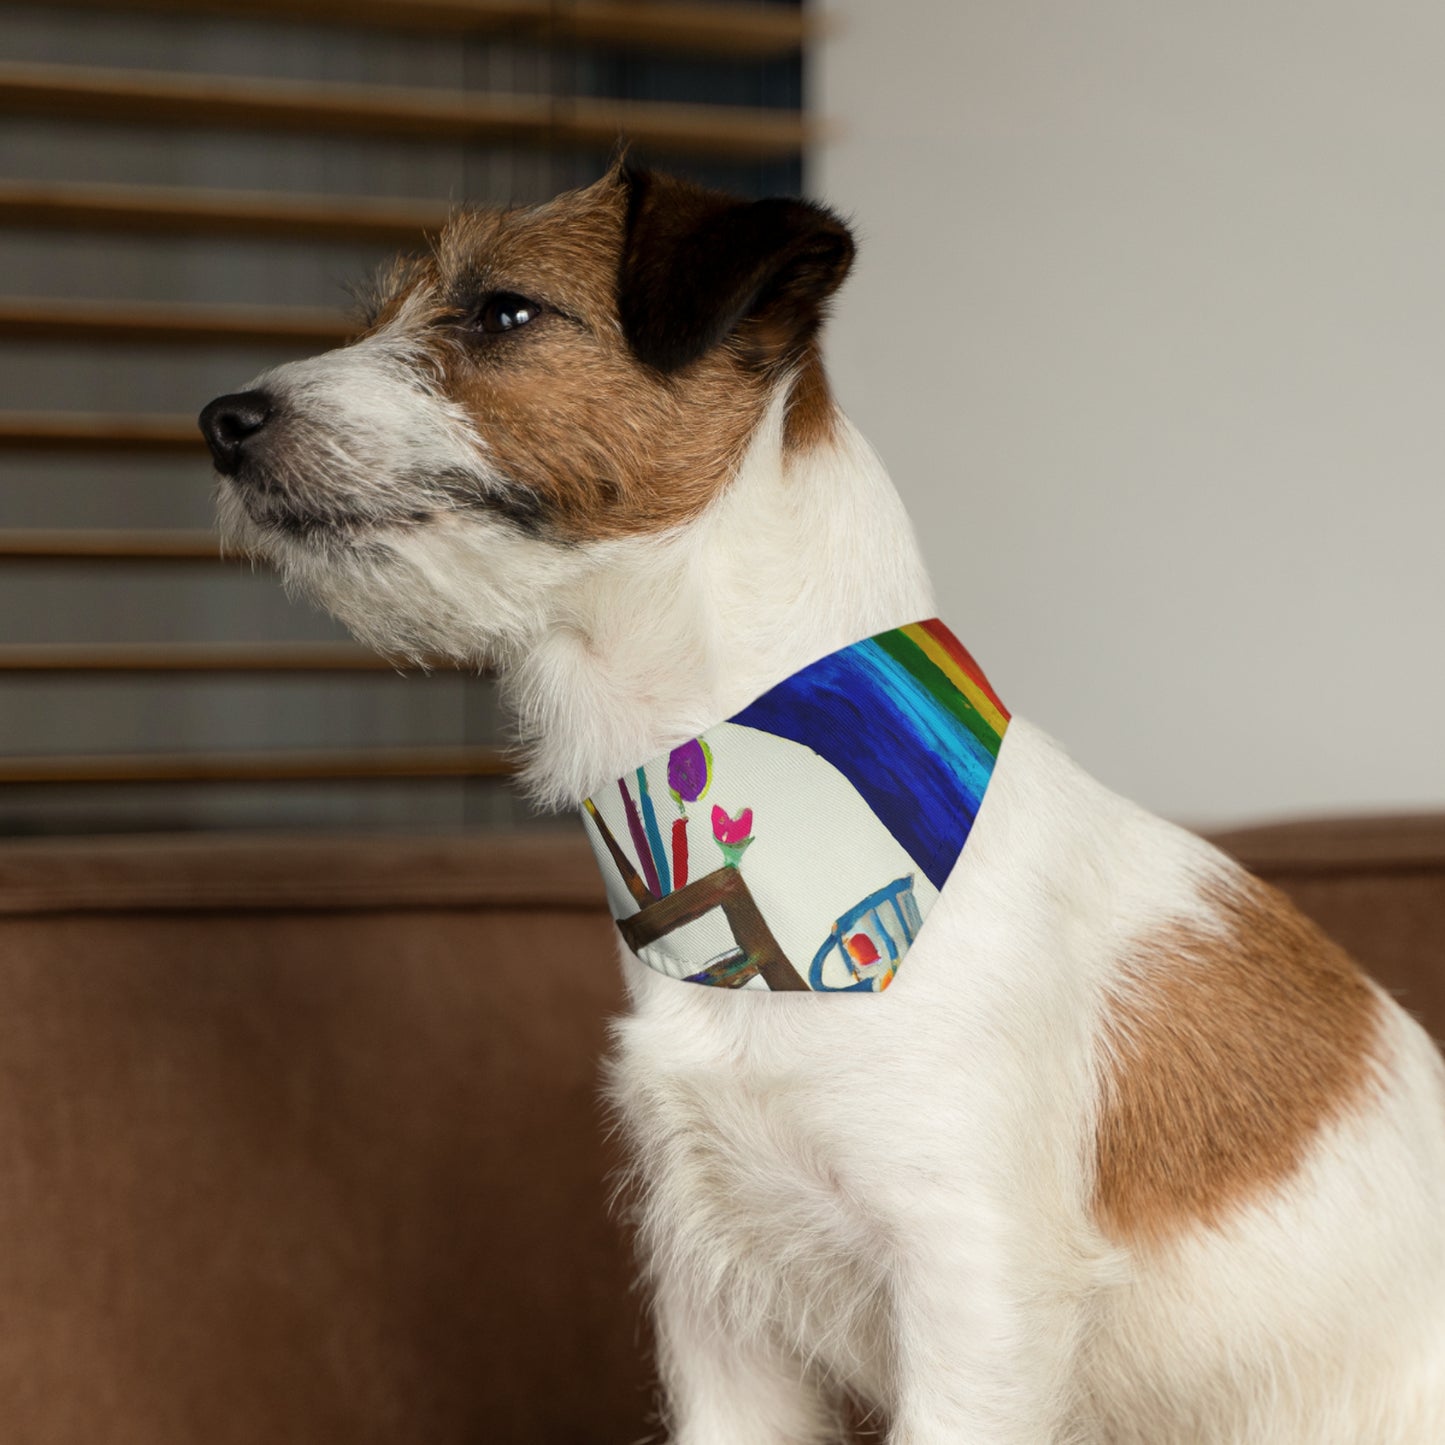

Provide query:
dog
left=200, top=163, right=1445, bottom=1443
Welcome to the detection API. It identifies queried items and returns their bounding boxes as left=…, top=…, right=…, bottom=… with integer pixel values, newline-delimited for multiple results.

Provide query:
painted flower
left=668, top=738, right=713, bottom=805
left=711, top=805, right=753, bottom=844
left=710, top=804, right=754, bottom=869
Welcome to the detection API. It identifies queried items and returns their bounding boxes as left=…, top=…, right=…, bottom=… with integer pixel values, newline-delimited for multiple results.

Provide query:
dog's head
left=199, top=165, right=854, bottom=663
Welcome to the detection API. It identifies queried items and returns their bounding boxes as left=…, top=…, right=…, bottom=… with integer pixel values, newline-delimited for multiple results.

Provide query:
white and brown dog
left=201, top=165, right=1445, bottom=1444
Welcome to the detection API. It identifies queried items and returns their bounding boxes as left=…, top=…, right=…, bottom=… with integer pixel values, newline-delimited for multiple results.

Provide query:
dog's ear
left=617, top=166, right=855, bottom=376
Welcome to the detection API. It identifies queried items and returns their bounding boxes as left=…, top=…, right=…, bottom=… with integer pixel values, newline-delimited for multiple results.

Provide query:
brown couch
left=0, top=817, right=1441, bottom=1444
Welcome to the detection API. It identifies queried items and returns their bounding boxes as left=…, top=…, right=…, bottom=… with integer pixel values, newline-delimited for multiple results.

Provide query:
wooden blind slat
left=0, top=413, right=203, bottom=451
left=0, top=62, right=814, bottom=161
left=0, top=745, right=513, bottom=784
left=0, top=644, right=407, bottom=673
left=0, top=643, right=495, bottom=677
left=0, top=180, right=448, bottom=244
left=557, top=0, right=811, bottom=57
left=0, top=297, right=351, bottom=348
left=0, top=529, right=224, bottom=561
left=28, top=0, right=811, bottom=58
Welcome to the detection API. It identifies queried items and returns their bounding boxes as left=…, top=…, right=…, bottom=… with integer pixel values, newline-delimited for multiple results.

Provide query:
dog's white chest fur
left=203, top=164, right=1445, bottom=1443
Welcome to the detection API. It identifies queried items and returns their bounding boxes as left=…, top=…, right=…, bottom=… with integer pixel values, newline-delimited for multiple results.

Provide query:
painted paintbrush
left=671, top=817, right=689, bottom=891
left=634, top=767, right=672, bottom=895
left=666, top=738, right=715, bottom=891
left=618, top=775, right=662, bottom=899
left=582, top=797, right=655, bottom=910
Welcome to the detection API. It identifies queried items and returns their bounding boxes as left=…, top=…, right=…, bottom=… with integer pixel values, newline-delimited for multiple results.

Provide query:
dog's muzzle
left=199, top=390, right=274, bottom=476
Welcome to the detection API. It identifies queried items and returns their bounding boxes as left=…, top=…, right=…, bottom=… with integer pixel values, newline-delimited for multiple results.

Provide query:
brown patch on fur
left=359, top=169, right=851, bottom=541
left=783, top=341, right=839, bottom=452
left=364, top=175, right=775, bottom=541
left=1093, top=872, right=1382, bottom=1247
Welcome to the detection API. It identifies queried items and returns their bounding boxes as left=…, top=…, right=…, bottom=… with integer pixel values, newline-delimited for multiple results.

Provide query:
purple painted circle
left=668, top=738, right=711, bottom=803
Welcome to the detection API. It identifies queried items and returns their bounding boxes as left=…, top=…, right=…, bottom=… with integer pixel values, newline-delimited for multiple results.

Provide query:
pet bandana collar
left=581, top=620, right=1009, bottom=993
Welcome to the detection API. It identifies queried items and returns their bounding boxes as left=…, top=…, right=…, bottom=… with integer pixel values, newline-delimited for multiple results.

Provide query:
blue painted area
left=808, top=874, right=920, bottom=991
left=872, top=907, right=899, bottom=962
left=635, top=766, right=671, bottom=896
left=733, top=640, right=996, bottom=889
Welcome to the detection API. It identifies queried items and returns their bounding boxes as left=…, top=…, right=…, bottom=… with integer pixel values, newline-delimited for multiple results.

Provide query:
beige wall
left=814, top=1, right=1445, bottom=826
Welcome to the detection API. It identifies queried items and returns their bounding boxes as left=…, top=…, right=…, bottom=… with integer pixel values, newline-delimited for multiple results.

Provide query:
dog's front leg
left=883, top=1202, right=1092, bottom=1445
left=654, top=1273, right=842, bottom=1445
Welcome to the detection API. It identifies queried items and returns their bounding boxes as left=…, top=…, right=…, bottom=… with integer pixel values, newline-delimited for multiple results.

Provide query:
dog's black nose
left=199, top=390, right=273, bottom=475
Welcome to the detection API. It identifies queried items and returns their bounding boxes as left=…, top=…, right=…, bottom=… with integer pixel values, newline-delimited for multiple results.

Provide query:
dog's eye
left=473, top=292, right=542, bottom=335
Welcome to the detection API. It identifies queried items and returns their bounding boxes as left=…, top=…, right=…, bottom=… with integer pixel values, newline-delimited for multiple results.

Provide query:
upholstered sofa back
left=0, top=819, right=1439, bottom=1443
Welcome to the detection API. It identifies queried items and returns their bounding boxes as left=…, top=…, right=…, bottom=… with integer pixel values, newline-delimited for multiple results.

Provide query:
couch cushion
left=0, top=829, right=651, bottom=1445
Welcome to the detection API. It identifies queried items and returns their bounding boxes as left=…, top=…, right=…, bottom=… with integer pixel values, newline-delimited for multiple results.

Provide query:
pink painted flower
left=711, top=805, right=753, bottom=845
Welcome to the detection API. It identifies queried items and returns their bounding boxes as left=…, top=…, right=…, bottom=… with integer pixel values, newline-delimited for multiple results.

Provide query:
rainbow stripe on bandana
left=893, top=620, right=1010, bottom=746
left=732, top=619, right=1009, bottom=891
